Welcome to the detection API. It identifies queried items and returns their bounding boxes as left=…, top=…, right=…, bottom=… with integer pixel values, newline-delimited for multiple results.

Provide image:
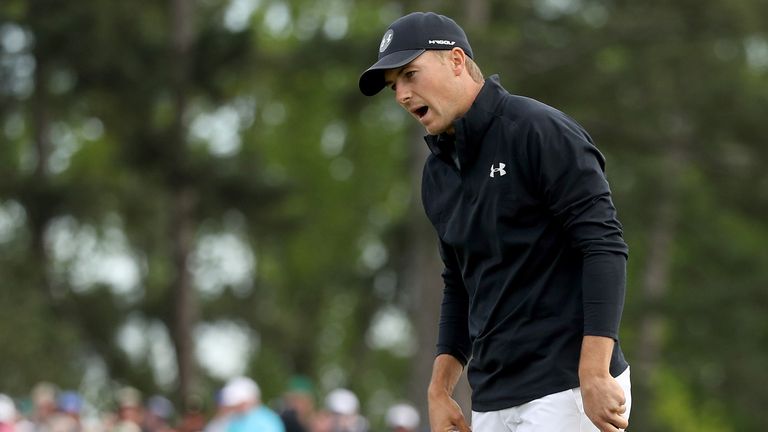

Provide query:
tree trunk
left=636, top=194, right=677, bottom=377
left=404, top=123, right=444, bottom=415
left=635, top=142, right=687, bottom=431
left=169, top=0, right=197, bottom=409
left=29, top=6, right=56, bottom=304
left=464, top=0, right=490, bottom=28
left=170, top=186, right=198, bottom=409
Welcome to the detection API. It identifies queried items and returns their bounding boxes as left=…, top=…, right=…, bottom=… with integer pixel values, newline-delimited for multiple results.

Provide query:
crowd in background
left=0, top=379, right=421, bottom=432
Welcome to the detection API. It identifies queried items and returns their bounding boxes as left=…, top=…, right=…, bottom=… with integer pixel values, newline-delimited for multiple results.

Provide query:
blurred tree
left=0, top=0, right=296, bottom=405
left=168, top=0, right=197, bottom=408
left=1, top=0, right=767, bottom=430
left=0, top=0, right=132, bottom=393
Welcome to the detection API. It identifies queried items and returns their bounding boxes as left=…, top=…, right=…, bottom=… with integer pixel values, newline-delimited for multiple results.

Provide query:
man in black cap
left=359, top=12, right=632, bottom=432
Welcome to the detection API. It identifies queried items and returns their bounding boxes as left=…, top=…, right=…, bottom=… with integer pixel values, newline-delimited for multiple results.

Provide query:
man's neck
left=443, top=79, right=485, bottom=136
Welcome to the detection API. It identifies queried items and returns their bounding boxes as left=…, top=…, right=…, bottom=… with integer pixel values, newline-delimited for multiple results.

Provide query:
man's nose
left=395, top=84, right=410, bottom=105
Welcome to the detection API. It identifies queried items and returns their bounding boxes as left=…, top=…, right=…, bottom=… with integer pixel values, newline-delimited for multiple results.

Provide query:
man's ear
left=450, top=47, right=467, bottom=76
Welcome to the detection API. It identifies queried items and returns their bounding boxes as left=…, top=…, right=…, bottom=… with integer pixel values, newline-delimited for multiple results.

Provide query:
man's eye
left=405, top=71, right=416, bottom=78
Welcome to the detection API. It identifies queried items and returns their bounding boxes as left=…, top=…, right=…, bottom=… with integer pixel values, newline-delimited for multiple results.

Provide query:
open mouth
left=414, top=106, right=429, bottom=119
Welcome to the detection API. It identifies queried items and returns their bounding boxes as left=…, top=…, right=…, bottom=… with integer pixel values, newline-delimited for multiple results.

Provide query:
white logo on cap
left=380, top=29, right=394, bottom=53
left=429, top=40, right=456, bottom=46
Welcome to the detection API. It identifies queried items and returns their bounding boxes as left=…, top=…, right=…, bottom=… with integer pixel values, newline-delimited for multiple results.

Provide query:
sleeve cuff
left=435, top=345, right=470, bottom=366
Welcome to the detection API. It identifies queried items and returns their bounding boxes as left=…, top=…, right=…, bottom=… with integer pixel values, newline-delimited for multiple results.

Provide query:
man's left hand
left=580, top=373, right=628, bottom=432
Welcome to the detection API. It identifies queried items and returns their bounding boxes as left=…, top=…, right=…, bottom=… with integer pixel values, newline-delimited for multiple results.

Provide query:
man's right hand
left=428, top=389, right=471, bottom=432
left=428, top=354, right=471, bottom=432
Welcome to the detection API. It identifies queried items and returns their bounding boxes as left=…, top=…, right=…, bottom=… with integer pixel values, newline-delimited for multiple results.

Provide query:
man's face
left=383, top=51, right=461, bottom=135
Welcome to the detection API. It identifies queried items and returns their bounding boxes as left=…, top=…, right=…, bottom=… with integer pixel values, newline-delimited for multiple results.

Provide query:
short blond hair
left=432, top=50, right=484, bottom=84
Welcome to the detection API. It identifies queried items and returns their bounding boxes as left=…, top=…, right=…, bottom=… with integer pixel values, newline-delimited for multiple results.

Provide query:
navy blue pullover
left=422, top=75, right=628, bottom=412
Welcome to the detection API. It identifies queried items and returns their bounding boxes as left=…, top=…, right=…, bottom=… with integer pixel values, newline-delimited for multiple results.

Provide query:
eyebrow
left=383, top=66, right=407, bottom=88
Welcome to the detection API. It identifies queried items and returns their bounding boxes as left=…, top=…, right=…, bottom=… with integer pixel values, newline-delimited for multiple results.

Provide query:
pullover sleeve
left=524, top=109, right=628, bottom=340
left=435, top=239, right=472, bottom=365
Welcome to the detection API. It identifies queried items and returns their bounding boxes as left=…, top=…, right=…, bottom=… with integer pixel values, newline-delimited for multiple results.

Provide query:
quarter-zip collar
left=424, top=75, right=506, bottom=171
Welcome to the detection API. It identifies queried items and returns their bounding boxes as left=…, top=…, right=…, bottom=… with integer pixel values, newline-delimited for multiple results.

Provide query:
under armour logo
left=380, top=30, right=394, bottom=52
left=490, top=163, right=507, bottom=178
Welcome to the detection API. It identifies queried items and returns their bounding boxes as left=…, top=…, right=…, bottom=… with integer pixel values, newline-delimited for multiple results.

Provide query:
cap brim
left=358, top=49, right=425, bottom=96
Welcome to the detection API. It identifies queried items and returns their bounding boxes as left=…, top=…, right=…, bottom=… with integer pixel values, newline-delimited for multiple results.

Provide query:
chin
left=424, top=124, right=449, bottom=135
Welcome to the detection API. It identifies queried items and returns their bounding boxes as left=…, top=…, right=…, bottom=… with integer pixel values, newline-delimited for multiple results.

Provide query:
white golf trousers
left=471, top=367, right=631, bottom=432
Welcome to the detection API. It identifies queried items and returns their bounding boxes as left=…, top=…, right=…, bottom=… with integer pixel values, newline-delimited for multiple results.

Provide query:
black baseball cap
left=358, top=12, right=473, bottom=96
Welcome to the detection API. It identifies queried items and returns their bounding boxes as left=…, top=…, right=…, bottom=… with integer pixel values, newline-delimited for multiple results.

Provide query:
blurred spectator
left=2, top=379, right=394, bottom=432
left=109, top=387, right=143, bottom=432
left=30, top=382, right=58, bottom=432
left=0, top=394, right=16, bottom=432
left=278, top=376, right=315, bottom=432
left=48, top=391, right=82, bottom=432
left=176, top=395, right=205, bottom=432
left=320, top=389, right=367, bottom=432
left=219, top=377, right=283, bottom=432
left=143, top=396, right=174, bottom=432
left=201, top=390, right=233, bottom=432
left=384, top=404, right=419, bottom=432
left=12, top=399, right=33, bottom=432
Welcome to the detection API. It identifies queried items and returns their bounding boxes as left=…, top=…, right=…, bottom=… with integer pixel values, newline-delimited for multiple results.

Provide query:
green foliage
left=651, top=368, right=733, bottom=432
left=1, top=0, right=768, bottom=429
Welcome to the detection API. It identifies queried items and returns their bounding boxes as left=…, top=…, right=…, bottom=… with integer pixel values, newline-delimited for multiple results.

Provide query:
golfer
left=359, top=12, right=632, bottom=432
